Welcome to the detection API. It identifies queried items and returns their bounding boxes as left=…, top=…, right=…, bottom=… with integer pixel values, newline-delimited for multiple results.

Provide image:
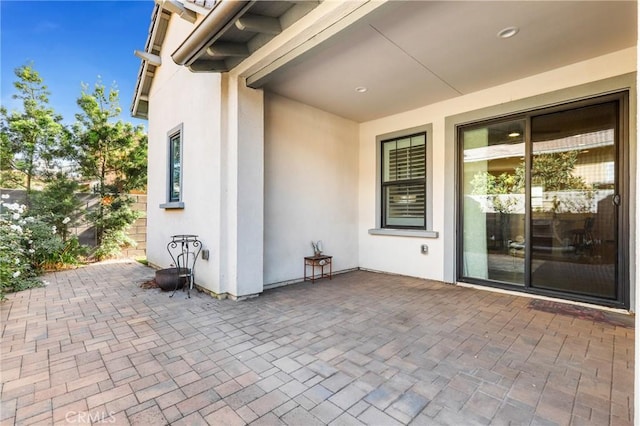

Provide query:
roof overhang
left=131, top=0, right=217, bottom=119
left=172, top=0, right=252, bottom=69
left=131, top=0, right=321, bottom=119
left=171, top=0, right=321, bottom=73
left=131, top=5, right=172, bottom=119
left=133, top=1, right=636, bottom=123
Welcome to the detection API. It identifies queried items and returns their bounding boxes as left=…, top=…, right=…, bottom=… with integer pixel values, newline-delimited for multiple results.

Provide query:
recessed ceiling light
left=497, top=26, right=519, bottom=39
left=355, top=86, right=367, bottom=93
left=508, top=132, right=521, bottom=137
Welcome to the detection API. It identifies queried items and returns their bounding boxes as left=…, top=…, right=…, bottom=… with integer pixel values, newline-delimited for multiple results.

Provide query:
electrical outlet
left=421, top=244, right=428, bottom=254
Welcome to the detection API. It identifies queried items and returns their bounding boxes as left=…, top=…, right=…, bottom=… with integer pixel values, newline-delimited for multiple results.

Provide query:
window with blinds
left=382, top=133, right=426, bottom=228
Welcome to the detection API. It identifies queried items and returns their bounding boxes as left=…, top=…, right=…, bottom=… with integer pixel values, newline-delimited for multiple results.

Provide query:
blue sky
left=1, top=0, right=153, bottom=127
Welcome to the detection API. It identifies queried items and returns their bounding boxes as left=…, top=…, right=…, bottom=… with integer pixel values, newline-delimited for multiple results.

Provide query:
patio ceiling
left=146, top=1, right=636, bottom=122
left=251, top=1, right=637, bottom=122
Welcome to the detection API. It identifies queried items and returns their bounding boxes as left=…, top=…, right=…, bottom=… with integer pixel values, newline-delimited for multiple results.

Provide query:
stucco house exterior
left=132, top=0, right=638, bottom=417
left=132, top=0, right=637, bottom=308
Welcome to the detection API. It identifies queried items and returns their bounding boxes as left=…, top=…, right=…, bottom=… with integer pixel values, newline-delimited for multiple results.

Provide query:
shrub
left=29, top=173, right=82, bottom=241
left=0, top=197, right=42, bottom=299
left=88, top=194, right=141, bottom=260
left=93, top=229, right=136, bottom=260
left=24, top=218, right=86, bottom=271
left=0, top=194, right=87, bottom=300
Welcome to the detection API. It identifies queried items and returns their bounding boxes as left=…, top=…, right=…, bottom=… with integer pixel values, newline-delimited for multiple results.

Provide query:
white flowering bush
left=0, top=194, right=86, bottom=300
left=0, top=196, right=41, bottom=299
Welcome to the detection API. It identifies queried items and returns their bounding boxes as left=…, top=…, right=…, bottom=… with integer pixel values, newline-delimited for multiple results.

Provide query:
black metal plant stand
left=166, top=234, right=202, bottom=298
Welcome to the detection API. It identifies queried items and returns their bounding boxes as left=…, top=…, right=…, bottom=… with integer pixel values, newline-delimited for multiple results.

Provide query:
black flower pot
left=155, top=268, right=189, bottom=291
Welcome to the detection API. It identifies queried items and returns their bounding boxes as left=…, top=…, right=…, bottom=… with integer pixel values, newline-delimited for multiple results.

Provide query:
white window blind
left=382, top=133, right=426, bottom=228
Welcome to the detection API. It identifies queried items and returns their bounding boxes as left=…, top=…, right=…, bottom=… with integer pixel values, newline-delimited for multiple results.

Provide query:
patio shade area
left=0, top=261, right=634, bottom=425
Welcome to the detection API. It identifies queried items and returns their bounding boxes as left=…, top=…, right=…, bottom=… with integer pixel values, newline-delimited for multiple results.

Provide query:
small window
left=168, top=127, right=182, bottom=202
left=382, top=132, right=426, bottom=228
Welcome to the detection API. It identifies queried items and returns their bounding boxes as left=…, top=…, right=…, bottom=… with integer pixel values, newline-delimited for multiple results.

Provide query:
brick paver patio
left=0, top=260, right=634, bottom=425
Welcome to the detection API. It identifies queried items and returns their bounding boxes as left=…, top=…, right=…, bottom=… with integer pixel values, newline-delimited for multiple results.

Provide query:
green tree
left=471, top=151, right=589, bottom=196
left=531, top=151, right=589, bottom=191
left=72, top=81, right=147, bottom=257
left=0, top=64, right=68, bottom=202
left=471, top=151, right=592, bottom=214
left=29, top=172, right=82, bottom=241
left=0, top=131, right=21, bottom=188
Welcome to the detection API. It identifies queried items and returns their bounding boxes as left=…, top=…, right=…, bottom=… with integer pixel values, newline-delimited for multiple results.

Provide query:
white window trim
left=160, top=123, right=184, bottom=209
left=369, top=123, right=438, bottom=238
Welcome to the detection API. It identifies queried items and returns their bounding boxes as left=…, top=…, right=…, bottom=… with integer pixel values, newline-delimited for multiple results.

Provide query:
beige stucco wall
left=146, top=15, right=224, bottom=294
left=358, top=47, right=637, bottom=293
left=264, top=93, right=359, bottom=285
left=145, top=13, right=635, bottom=304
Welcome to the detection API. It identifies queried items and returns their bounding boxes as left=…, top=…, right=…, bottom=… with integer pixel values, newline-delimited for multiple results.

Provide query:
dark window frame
left=455, top=91, right=629, bottom=309
left=168, top=131, right=181, bottom=202
left=381, top=131, right=427, bottom=230
left=160, top=123, right=184, bottom=209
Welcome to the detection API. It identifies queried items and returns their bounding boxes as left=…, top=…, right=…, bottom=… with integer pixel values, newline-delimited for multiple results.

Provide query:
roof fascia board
left=172, top=0, right=253, bottom=66
left=132, top=4, right=164, bottom=118
left=131, top=61, right=150, bottom=118
left=236, top=0, right=388, bottom=87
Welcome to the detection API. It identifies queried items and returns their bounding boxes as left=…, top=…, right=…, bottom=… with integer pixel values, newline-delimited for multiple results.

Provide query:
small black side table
left=304, top=255, right=332, bottom=282
left=167, top=234, right=202, bottom=298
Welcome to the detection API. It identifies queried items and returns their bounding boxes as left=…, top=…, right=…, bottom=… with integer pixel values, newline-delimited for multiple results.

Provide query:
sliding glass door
left=530, top=103, right=618, bottom=298
left=460, top=119, right=526, bottom=285
left=458, top=94, right=626, bottom=306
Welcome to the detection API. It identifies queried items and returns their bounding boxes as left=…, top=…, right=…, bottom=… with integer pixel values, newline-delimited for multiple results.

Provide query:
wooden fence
left=1, top=189, right=147, bottom=258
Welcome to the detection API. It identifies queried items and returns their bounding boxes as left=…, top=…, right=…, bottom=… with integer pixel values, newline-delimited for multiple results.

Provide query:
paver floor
left=0, top=260, right=634, bottom=425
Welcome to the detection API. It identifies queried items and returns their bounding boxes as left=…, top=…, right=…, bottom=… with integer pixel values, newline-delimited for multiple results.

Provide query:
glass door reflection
left=530, top=103, right=618, bottom=299
left=461, top=119, right=526, bottom=285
